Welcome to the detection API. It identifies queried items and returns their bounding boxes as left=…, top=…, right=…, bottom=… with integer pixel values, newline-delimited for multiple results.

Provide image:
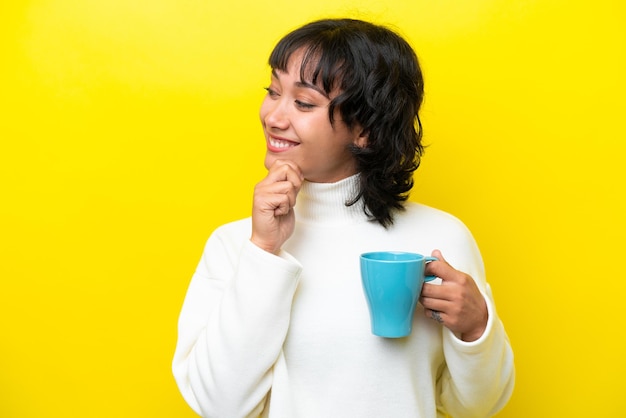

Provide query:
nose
left=261, top=96, right=289, bottom=130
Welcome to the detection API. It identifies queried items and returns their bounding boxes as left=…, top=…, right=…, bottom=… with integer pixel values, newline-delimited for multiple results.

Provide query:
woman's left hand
left=420, top=250, right=488, bottom=342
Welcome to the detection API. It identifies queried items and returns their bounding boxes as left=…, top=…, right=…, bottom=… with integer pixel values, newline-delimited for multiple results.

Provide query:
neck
left=294, top=174, right=367, bottom=226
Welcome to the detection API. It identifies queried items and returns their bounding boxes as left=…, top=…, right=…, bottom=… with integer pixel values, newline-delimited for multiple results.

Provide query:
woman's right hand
left=250, top=160, right=304, bottom=255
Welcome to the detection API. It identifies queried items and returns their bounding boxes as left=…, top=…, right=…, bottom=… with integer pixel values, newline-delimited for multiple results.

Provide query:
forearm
left=173, top=240, right=301, bottom=417
left=439, top=290, right=515, bottom=418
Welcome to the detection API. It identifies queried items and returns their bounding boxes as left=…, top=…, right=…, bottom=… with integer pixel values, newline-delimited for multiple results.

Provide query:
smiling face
left=259, top=50, right=366, bottom=183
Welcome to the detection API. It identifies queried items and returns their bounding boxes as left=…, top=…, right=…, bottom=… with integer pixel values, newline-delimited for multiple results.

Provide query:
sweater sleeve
left=438, top=285, right=515, bottom=417
left=172, top=227, right=302, bottom=417
left=437, top=221, right=515, bottom=418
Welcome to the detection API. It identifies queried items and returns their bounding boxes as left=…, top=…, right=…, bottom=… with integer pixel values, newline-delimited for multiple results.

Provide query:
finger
left=425, top=308, right=445, bottom=324
left=272, top=180, right=300, bottom=209
left=254, top=183, right=296, bottom=214
left=267, top=160, right=304, bottom=185
left=277, top=159, right=304, bottom=177
left=420, top=294, right=450, bottom=312
left=257, top=161, right=303, bottom=208
left=425, top=250, right=461, bottom=283
left=265, top=166, right=303, bottom=207
left=431, top=249, right=444, bottom=262
left=420, top=282, right=453, bottom=301
left=269, top=192, right=293, bottom=216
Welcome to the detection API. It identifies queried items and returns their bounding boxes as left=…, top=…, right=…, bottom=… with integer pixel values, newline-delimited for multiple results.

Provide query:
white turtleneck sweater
left=172, top=175, right=515, bottom=418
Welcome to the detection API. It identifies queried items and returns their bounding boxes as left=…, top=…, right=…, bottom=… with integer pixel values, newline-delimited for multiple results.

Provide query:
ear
left=353, top=128, right=368, bottom=148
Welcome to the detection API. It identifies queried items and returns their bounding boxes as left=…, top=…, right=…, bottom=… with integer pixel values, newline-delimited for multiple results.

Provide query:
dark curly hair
left=269, top=18, right=425, bottom=228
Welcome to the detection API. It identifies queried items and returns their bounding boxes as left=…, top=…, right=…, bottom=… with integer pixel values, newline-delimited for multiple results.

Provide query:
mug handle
left=424, top=256, right=439, bottom=282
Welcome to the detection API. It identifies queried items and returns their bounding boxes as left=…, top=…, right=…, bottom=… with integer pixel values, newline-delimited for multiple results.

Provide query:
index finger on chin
left=269, top=160, right=303, bottom=184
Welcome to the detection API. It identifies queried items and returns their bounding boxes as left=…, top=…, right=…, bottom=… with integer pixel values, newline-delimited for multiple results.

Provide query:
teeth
left=270, top=138, right=296, bottom=148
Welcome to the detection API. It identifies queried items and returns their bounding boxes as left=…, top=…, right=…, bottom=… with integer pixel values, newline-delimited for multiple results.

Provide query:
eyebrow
left=271, top=68, right=329, bottom=98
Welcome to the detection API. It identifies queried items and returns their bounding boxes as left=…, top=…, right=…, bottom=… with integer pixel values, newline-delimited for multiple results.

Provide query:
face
left=259, top=51, right=366, bottom=183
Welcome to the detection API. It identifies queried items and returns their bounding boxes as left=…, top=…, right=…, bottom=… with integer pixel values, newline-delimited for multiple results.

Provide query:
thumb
left=426, top=249, right=454, bottom=280
left=431, top=249, right=444, bottom=261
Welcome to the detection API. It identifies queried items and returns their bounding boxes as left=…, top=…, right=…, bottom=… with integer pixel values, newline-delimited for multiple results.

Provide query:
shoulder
left=395, top=202, right=479, bottom=252
left=202, top=217, right=252, bottom=255
left=212, top=217, right=252, bottom=237
left=397, top=202, right=484, bottom=277
left=399, top=201, right=469, bottom=231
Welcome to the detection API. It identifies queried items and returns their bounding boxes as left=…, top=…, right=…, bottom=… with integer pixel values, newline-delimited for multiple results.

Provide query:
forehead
left=270, top=68, right=331, bottom=101
left=273, top=46, right=344, bottom=95
left=274, top=48, right=307, bottom=75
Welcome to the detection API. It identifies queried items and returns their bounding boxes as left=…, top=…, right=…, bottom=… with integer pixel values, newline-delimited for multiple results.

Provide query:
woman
left=173, top=18, right=514, bottom=418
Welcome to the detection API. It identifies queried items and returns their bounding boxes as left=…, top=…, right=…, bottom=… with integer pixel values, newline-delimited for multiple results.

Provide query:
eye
left=295, top=100, right=315, bottom=110
left=264, top=87, right=279, bottom=98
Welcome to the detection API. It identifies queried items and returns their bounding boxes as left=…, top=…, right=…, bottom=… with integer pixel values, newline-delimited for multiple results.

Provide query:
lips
left=267, top=136, right=299, bottom=152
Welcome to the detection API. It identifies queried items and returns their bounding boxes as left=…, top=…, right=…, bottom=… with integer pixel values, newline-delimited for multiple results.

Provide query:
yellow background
left=1, top=0, right=624, bottom=416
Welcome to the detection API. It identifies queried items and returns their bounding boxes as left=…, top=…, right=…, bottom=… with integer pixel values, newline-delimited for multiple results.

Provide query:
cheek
left=259, top=100, right=269, bottom=124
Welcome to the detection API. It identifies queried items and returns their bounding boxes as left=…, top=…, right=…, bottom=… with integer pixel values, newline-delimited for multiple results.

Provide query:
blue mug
left=360, top=251, right=438, bottom=338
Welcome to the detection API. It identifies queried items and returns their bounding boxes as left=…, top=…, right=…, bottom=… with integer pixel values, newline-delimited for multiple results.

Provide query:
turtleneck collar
left=294, top=174, right=368, bottom=226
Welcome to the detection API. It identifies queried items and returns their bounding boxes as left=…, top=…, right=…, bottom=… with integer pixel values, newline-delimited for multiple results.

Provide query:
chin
left=263, top=154, right=275, bottom=170
left=264, top=153, right=295, bottom=170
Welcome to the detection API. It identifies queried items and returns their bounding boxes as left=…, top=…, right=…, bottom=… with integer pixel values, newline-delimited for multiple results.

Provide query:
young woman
left=173, top=18, right=514, bottom=418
